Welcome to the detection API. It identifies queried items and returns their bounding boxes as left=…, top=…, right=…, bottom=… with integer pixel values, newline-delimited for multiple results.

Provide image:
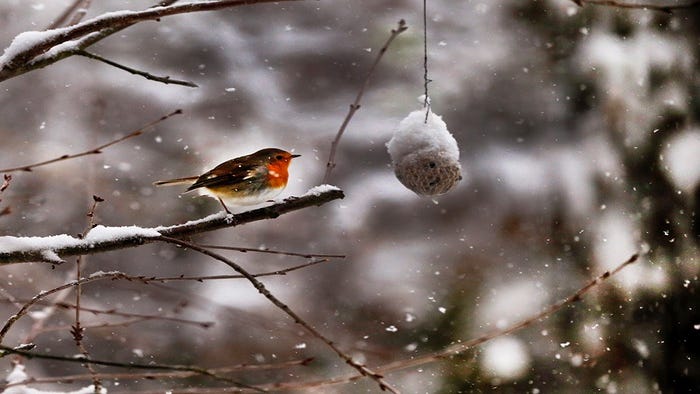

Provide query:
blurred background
left=0, top=0, right=698, bottom=392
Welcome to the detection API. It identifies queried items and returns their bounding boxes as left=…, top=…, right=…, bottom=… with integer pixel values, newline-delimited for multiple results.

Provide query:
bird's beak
left=291, top=154, right=301, bottom=158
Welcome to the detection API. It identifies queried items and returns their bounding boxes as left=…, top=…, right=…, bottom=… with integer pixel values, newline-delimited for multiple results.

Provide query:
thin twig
left=55, top=303, right=214, bottom=329
left=571, top=0, right=700, bottom=12
left=422, top=0, right=430, bottom=123
left=251, top=253, right=641, bottom=392
left=47, top=0, right=87, bottom=29
left=158, top=236, right=401, bottom=393
left=0, top=174, right=11, bottom=217
left=0, top=258, right=330, bottom=340
left=198, top=244, right=345, bottom=259
left=76, top=50, right=198, bottom=87
left=36, top=318, right=153, bottom=334
left=0, top=346, right=262, bottom=392
left=0, top=271, right=216, bottom=342
left=2, top=358, right=312, bottom=390
left=72, top=195, right=105, bottom=391
left=322, top=19, right=408, bottom=183
left=134, top=258, right=330, bottom=281
left=0, top=110, right=181, bottom=173
left=68, top=0, right=94, bottom=26
left=0, top=188, right=344, bottom=264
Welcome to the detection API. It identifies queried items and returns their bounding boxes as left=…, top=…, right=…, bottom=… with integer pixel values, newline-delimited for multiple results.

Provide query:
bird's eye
left=275, top=155, right=284, bottom=160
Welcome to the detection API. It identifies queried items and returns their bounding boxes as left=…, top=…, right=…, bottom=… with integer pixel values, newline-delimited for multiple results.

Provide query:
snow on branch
left=0, top=0, right=304, bottom=83
left=0, top=187, right=344, bottom=264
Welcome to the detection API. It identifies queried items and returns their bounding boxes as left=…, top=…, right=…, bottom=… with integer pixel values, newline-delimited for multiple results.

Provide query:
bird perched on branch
left=154, top=148, right=300, bottom=214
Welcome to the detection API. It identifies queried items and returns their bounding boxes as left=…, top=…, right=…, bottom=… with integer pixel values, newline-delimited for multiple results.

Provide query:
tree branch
left=254, top=253, right=641, bottom=392
left=0, top=187, right=344, bottom=264
left=76, top=50, right=198, bottom=87
left=0, top=0, right=304, bottom=82
left=0, top=345, right=262, bottom=392
left=322, top=19, right=407, bottom=183
left=2, top=358, right=312, bottom=390
left=0, top=110, right=181, bottom=173
left=157, top=236, right=400, bottom=393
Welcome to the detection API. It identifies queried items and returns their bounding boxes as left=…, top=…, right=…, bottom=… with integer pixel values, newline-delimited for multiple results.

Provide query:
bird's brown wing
left=186, top=159, right=264, bottom=191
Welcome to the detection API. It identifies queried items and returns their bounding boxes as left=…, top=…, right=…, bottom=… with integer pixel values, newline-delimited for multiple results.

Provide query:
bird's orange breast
left=265, top=161, right=290, bottom=189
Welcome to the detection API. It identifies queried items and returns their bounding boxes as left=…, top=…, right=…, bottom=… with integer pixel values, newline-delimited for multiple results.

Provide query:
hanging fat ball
left=387, top=106, right=462, bottom=196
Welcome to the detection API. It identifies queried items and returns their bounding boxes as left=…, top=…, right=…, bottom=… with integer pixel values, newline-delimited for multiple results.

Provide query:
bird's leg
left=217, top=197, right=232, bottom=214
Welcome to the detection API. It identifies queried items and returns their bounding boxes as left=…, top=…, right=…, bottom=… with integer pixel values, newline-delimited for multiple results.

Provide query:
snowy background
left=0, top=0, right=698, bottom=392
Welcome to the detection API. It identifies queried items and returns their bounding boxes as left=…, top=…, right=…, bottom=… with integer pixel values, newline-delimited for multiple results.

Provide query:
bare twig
left=0, top=346, right=262, bottom=392
left=0, top=174, right=11, bottom=217
left=158, top=236, right=400, bottom=393
left=36, top=318, right=154, bottom=334
left=55, top=303, right=214, bottom=329
left=322, top=19, right=408, bottom=183
left=132, top=258, right=330, bottom=282
left=571, top=0, right=700, bottom=12
left=0, top=257, right=331, bottom=341
left=422, top=0, right=430, bottom=123
left=0, top=188, right=344, bottom=264
left=0, top=110, right=181, bottom=173
left=0, top=0, right=304, bottom=82
left=47, top=0, right=88, bottom=29
left=250, top=253, right=641, bottom=392
left=68, top=0, right=94, bottom=26
left=0, top=272, right=134, bottom=342
left=198, top=244, right=345, bottom=259
left=0, top=175, right=10, bottom=192
left=76, top=50, right=198, bottom=87
left=72, top=196, right=106, bottom=391
left=2, top=358, right=312, bottom=390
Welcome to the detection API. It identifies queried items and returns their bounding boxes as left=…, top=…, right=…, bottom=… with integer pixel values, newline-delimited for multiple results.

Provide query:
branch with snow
left=0, top=187, right=343, bottom=264
left=0, top=0, right=304, bottom=83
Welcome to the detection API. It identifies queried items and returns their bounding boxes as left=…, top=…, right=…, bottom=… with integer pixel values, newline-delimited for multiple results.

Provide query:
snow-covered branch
left=0, top=187, right=343, bottom=264
left=0, top=0, right=304, bottom=83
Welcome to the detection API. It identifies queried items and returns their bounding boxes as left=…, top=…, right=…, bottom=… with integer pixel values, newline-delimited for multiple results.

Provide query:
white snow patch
left=39, top=250, right=63, bottom=263
left=387, top=107, right=459, bottom=164
left=85, top=225, right=161, bottom=241
left=154, top=211, right=227, bottom=232
left=303, top=184, right=341, bottom=197
left=0, top=29, right=65, bottom=67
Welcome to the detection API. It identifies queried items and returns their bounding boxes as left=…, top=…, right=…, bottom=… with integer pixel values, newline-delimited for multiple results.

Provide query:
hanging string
left=423, top=0, right=431, bottom=123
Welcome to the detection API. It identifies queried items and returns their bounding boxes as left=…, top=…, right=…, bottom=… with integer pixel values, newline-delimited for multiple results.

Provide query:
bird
left=154, top=148, right=300, bottom=214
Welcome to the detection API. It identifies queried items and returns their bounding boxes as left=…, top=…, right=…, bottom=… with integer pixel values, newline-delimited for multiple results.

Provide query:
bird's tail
left=153, top=176, right=198, bottom=187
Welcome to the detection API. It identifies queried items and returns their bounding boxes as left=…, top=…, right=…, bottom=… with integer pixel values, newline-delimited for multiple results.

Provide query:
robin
left=154, top=148, right=300, bottom=214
